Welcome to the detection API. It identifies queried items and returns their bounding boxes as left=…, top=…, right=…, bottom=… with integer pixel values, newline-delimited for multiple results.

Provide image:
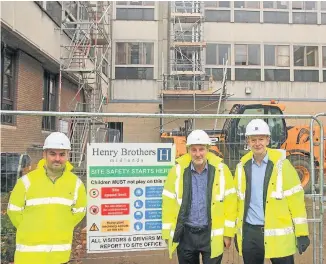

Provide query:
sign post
left=86, top=143, right=175, bottom=253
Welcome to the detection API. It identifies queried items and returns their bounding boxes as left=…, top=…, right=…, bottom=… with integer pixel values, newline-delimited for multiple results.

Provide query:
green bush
left=1, top=193, right=16, bottom=264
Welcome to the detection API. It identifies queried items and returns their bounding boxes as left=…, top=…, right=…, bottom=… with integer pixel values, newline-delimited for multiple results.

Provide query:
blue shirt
left=187, top=163, right=208, bottom=227
left=246, top=154, right=268, bottom=225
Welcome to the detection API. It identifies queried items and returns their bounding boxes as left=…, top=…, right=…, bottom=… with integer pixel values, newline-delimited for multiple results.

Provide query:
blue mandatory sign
left=134, top=200, right=144, bottom=209
left=134, top=211, right=144, bottom=220
left=134, top=222, right=143, bottom=231
left=134, top=188, right=144, bottom=197
left=145, top=199, right=162, bottom=209
left=145, top=186, right=163, bottom=198
left=145, top=221, right=162, bottom=231
left=145, top=210, right=162, bottom=220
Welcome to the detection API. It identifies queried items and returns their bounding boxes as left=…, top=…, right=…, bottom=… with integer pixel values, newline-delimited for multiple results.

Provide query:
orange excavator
left=161, top=101, right=326, bottom=193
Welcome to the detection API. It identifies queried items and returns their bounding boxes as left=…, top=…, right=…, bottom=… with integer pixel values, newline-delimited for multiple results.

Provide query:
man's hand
left=223, top=236, right=232, bottom=249
left=297, top=236, right=310, bottom=254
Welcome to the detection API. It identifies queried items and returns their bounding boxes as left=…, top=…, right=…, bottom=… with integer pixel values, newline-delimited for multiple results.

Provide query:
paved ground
left=81, top=197, right=325, bottom=264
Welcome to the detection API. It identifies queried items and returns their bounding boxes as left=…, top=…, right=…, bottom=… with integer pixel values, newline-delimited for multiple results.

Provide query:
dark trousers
left=242, top=222, right=294, bottom=264
left=177, top=225, right=223, bottom=264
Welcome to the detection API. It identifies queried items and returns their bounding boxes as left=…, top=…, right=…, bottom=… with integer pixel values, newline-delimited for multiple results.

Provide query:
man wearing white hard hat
left=7, top=132, right=87, bottom=264
left=162, top=129, right=237, bottom=264
left=234, top=119, right=310, bottom=264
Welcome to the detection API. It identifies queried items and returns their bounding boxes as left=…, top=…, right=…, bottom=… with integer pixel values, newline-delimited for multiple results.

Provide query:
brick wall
left=0, top=50, right=82, bottom=165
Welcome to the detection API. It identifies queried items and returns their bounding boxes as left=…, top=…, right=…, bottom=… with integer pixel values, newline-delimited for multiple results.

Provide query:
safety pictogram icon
left=89, top=223, right=99, bottom=231
left=89, top=205, right=99, bottom=215
left=89, top=188, right=99, bottom=198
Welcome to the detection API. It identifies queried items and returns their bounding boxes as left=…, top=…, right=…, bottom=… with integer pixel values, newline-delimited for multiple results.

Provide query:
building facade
left=1, top=1, right=326, bottom=155
left=109, top=1, right=326, bottom=136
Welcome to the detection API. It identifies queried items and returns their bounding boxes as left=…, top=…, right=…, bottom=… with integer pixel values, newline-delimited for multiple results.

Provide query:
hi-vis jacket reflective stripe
left=162, top=152, right=237, bottom=259
left=7, top=159, right=87, bottom=264
left=234, top=148, right=309, bottom=258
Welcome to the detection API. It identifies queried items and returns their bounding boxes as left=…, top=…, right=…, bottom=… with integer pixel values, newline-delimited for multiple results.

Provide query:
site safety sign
left=86, top=143, right=175, bottom=253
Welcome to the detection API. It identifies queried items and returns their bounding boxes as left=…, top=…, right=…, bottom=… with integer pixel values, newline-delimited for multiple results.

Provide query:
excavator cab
left=220, top=103, right=288, bottom=171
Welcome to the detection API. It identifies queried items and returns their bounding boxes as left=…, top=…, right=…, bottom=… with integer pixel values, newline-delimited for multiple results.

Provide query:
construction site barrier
left=0, top=110, right=325, bottom=264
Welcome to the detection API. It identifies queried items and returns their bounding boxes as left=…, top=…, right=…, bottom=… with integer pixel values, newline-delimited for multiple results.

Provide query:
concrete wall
left=204, top=23, right=326, bottom=44
left=104, top=103, right=161, bottom=143
left=1, top=1, right=67, bottom=63
left=110, top=2, right=168, bottom=101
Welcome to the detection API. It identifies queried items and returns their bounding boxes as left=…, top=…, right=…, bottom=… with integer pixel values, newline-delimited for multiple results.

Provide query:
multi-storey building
left=1, top=1, right=326, bottom=155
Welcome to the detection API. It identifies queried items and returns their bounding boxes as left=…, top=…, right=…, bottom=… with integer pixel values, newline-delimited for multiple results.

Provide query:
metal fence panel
left=0, top=110, right=324, bottom=264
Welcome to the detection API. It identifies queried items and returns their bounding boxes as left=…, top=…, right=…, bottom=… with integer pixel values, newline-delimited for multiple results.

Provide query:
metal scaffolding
left=59, top=1, right=111, bottom=174
left=166, top=0, right=206, bottom=90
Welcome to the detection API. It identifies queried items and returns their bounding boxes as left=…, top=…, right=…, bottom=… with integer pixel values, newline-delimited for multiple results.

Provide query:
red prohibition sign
left=89, top=205, right=99, bottom=215
left=89, top=188, right=99, bottom=198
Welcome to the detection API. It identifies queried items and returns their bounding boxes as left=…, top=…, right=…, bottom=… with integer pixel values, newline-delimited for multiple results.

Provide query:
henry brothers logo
left=92, top=147, right=172, bottom=162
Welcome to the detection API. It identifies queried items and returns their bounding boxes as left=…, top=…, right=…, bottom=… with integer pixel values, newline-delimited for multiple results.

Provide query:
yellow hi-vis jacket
left=162, top=152, right=237, bottom=259
left=234, top=148, right=309, bottom=258
left=7, top=159, right=87, bottom=264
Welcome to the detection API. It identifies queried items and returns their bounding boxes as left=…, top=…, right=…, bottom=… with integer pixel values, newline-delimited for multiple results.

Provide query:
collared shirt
left=246, top=154, right=268, bottom=225
left=187, top=162, right=208, bottom=227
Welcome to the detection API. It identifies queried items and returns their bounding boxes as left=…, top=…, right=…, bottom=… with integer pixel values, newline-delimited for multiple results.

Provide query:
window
left=42, top=71, right=57, bottom=131
left=292, top=1, right=316, bottom=10
left=116, top=1, right=154, bottom=6
left=263, top=1, right=289, bottom=9
left=1, top=45, right=16, bottom=125
left=205, top=68, right=231, bottom=81
left=107, top=122, right=123, bottom=142
left=323, top=47, right=326, bottom=67
left=205, top=44, right=231, bottom=65
left=234, top=1, right=260, bottom=8
left=264, top=45, right=290, bottom=66
left=324, top=70, right=326, bottom=82
left=115, top=67, right=153, bottom=80
left=204, top=1, right=230, bottom=8
left=116, top=42, right=154, bottom=65
left=292, top=12, right=317, bottom=24
left=205, top=10, right=231, bottom=22
left=322, top=1, right=326, bottom=10
left=234, top=11, right=260, bottom=23
left=294, top=70, right=319, bottom=82
left=294, top=46, right=318, bottom=67
left=116, top=8, right=154, bottom=20
left=322, top=14, right=326, bottom=25
left=35, top=1, right=62, bottom=26
left=263, top=11, right=289, bottom=23
left=204, top=1, right=218, bottom=7
left=235, top=69, right=261, bottom=81
left=102, top=58, right=109, bottom=77
left=235, top=44, right=260, bottom=66
left=265, top=69, right=290, bottom=81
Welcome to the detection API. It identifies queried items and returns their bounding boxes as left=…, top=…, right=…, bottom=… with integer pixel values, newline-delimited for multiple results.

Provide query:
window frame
left=115, top=42, right=154, bottom=65
left=235, top=44, right=261, bottom=66
left=293, top=45, right=319, bottom=67
left=263, top=1, right=289, bottom=9
left=1, top=44, right=16, bottom=125
left=116, top=7, right=155, bottom=21
left=116, top=1, right=155, bottom=6
left=42, top=71, right=57, bottom=131
left=264, top=45, right=290, bottom=67
left=234, top=1, right=260, bottom=9
left=205, top=43, right=231, bottom=66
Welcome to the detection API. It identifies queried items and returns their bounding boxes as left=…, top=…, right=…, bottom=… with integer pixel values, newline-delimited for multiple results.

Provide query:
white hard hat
left=245, top=119, right=271, bottom=136
left=43, top=132, right=71, bottom=150
left=186, top=130, right=211, bottom=146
